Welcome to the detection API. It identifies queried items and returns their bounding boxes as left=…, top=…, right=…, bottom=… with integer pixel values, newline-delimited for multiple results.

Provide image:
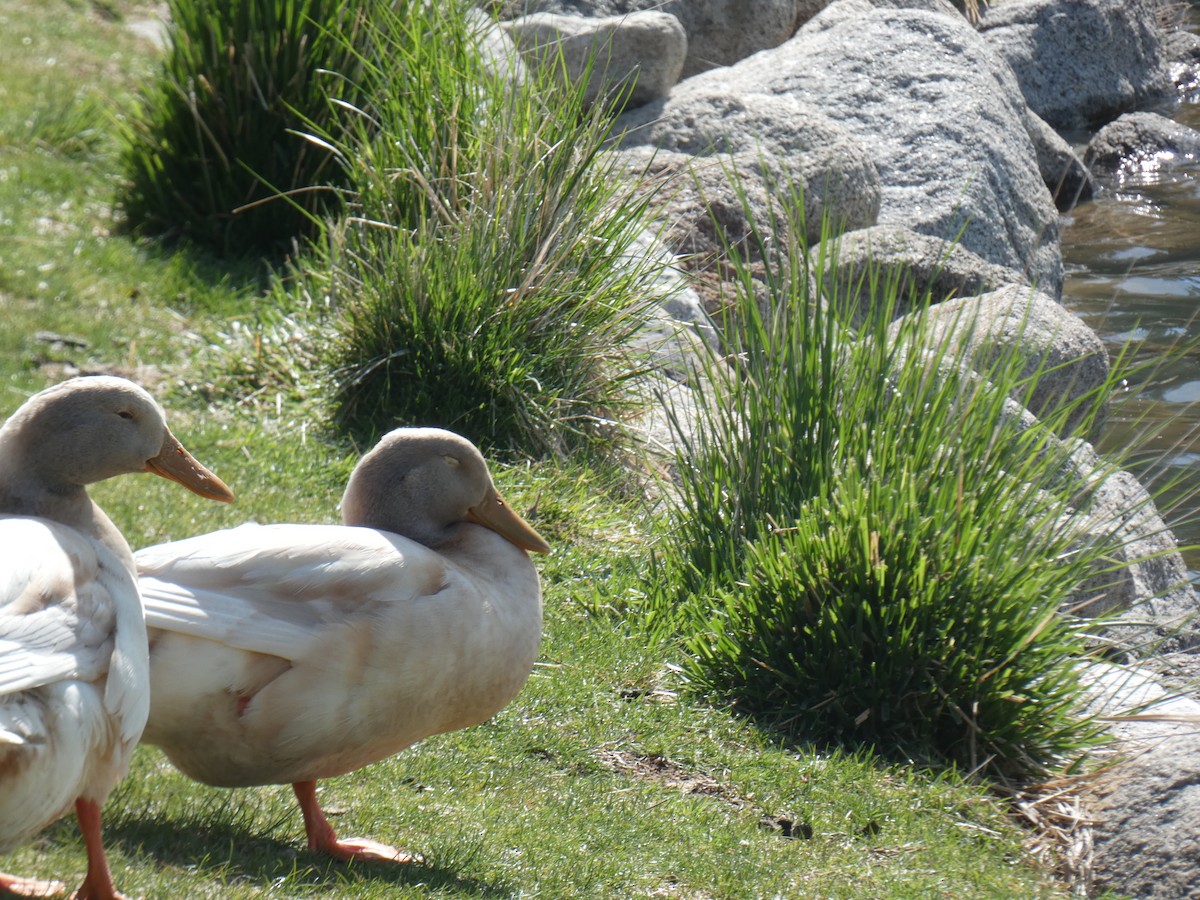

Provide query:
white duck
left=136, top=427, right=549, bottom=863
left=0, top=375, right=233, bottom=900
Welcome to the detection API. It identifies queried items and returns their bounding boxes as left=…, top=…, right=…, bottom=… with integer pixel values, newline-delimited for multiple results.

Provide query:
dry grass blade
left=995, top=771, right=1111, bottom=898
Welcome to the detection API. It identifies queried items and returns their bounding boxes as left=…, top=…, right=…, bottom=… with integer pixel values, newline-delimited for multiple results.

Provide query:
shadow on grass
left=97, top=814, right=510, bottom=897
left=109, top=226, right=279, bottom=321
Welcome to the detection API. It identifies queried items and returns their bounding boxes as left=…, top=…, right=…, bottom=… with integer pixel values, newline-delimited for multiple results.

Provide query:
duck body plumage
left=0, top=517, right=147, bottom=853
left=139, top=518, right=542, bottom=787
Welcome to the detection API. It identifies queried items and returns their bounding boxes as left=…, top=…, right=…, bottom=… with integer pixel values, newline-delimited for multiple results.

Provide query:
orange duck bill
left=145, top=431, right=234, bottom=503
left=466, top=486, right=550, bottom=554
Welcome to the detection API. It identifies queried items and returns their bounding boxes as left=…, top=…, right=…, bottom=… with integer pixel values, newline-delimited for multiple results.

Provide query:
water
left=1059, top=15, right=1200, bottom=568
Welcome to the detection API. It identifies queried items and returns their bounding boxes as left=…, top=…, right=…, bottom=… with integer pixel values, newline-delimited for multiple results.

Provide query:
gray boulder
left=633, top=371, right=715, bottom=468
left=918, top=285, right=1111, bottom=431
left=1024, top=109, right=1095, bottom=209
left=609, top=148, right=811, bottom=314
left=977, top=0, right=1172, bottom=132
left=1165, top=28, right=1200, bottom=91
left=495, top=0, right=801, bottom=77
left=801, top=0, right=1092, bottom=212
left=627, top=227, right=719, bottom=381
left=863, top=0, right=962, bottom=13
left=821, top=225, right=1030, bottom=319
left=884, top=303, right=1189, bottom=640
left=613, top=87, right=882, bottom=311
left=1084, top=663, right=1200, bottom=900
left=1061, top=439, right=1197, bottom=645
left=615, top=87, right=881, bottom=240
left=502, top=11, right=686, bottom=108
left=1085, top=110, right=1200, bottom=176
left=679, top=1, right=1064, bottom=294
left=468, top=6, right=529, bottom=88
left=793, top=0, right=968, bottom=30
left=1025, top=423, right=1191, bottom=647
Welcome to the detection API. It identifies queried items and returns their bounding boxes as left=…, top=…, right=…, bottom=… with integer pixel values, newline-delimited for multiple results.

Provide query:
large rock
left=822, top=225, right=1030, bottom=318
left=610, top=148, right=797, bottom=314
left=615, top=88, right=881, bottom=241
left=801, top=0, right=1093, bottom=210
left=671, top=1, right=1064, bottom=294
left=627, top=227, right=719, bottom=381
left=917, top=284, right=1111, bottom=431
left=1060, top=438, right=1197, bottom=644
left=613, top=87, right=881, bottom=311
left=1024, top=109, right=1095, bottom=209
left=502, top=11, right=686, bottom=108
left=1084, top=110, right=1200, bottom=176
left=977, top=0, right=1172, bottom=132
left=859, top=0, right=963, bottom=13
left=794, top=0, right=979, bottom=25
left=468, top=6, right=529, bottom=88
left=1166, top=27, right=1200, bottom=92
left=883, top=310, right=1190, bottom=643
left=496, top=0, right=801, bottom=77
left=1084, top=663, right=1200, bottom=900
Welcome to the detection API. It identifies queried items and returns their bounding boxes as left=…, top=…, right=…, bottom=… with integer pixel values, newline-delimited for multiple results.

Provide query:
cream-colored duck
left=0, top=375, right=233, bottom=900
left=136, top=427, right=549, bottom=863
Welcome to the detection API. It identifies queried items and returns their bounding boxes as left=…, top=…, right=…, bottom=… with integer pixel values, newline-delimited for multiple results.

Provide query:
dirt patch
left=595, top=748, right=812, bottom=839
left=597, top=749, right=734, bottom=800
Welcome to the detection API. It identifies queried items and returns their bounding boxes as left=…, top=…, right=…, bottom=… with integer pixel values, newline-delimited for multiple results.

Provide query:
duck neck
left=0, top=434, right=128, bottom=561
left=342, top=480, right=454, bottom=548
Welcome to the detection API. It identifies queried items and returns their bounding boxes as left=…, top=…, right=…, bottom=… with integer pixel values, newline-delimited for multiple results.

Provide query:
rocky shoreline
left=493, top=1, right=1200, bottom=896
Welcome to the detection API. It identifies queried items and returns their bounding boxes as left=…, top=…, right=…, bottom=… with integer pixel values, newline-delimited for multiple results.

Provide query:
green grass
left=0, top=1, right=1110, bottom=897
left=134, top=0, right=672, bottom=459
left=7, top=588, right=1062, bottom=899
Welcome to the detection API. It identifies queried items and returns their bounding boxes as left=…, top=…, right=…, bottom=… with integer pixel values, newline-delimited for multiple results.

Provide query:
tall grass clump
left=299, top=0, right=667, bottom=456
left=646, top=188, right=1146, bottom=779
left=119, top=0, right=371, bottom=256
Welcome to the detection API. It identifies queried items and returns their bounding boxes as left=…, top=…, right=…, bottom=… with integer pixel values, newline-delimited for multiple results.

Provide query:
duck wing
left=137, top=522, right=445, bottom=662
left=0, top=517, right=144, bottom=741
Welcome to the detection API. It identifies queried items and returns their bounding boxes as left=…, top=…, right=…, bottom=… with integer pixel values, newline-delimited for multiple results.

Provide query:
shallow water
left=1059, top=17, right=1200, bottom=568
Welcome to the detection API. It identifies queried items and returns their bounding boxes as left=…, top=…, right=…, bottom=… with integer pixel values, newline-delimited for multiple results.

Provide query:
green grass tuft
left=297, top=0, right=668, bottom=456
left=646, top=186, right=1140, bottom=779
left=118, top=0, right=370, bottom=256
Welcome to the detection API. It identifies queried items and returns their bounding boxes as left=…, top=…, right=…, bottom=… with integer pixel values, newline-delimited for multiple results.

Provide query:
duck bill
left=467, top=487, right=550, bottom=554
left=145, top=432, right=234, bottom=503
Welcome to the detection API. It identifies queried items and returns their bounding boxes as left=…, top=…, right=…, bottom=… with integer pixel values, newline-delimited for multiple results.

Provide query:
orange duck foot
left=313, top=836, right=421, bottom=865
left=0, top=873, right=67, bottom=898
left=293, top=780, right=422, bottom=865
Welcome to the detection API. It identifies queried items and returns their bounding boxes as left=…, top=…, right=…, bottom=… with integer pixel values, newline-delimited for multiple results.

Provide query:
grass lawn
left=0, top=1, right=1075, bottom=896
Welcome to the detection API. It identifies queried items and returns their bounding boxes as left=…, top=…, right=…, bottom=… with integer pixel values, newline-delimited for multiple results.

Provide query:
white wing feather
left=137, top=522, right=441, bottom=662
left=0, top=518, right=119, bottom=697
